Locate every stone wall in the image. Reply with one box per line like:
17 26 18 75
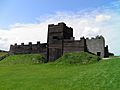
86 36 107 58
9 41 47 57
63 37 88 53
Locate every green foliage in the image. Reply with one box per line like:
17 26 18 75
0 54 45 65
55 52 101 64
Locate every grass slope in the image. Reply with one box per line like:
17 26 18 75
55 52 101 64
0 52 8 57
0 54 45 65
0 52 9 61
0 54 120 90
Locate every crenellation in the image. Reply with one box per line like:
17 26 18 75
91 37 95 39
29 42 32 45
37 41 40 45
15 43 17 46
21 43 24 46
58 22 66 26
48 24 54 27
80 37 85 40
85 36 105 41
10 45 13 47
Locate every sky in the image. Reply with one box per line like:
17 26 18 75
0 0 120 55
0 0 115 28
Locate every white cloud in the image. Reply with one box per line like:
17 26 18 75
0 1 120 55
0 23 49 50
82 27 100 36
96 15 111 22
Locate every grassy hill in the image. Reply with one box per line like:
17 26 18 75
0 51 9 61
0 53 120 90
0 52 8 57
0 54 45 65
55 52 101 64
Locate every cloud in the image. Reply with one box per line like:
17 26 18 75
95 15 111 22
0 1 120 55
0 23 48 50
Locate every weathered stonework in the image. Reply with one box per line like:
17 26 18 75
86 36 108 58
9 22 109 62
9 42 47 56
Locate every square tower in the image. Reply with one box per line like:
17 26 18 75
47 22 73 61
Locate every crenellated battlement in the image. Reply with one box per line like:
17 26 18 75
9 41 47 55
48 22 66 27
11 41 47 47
86 35 104 40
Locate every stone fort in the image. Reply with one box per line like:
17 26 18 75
9 22 109 62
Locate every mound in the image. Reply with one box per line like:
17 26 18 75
55 52 101 64
0 54 45 65
0 52 9 61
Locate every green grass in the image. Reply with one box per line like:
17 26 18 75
0 54 120 90
0 52 9 61
55 52 101 64
0 52 8 58
0 52 8 57
0 54 45 65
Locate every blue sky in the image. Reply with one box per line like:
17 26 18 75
0 0 120 55
0 0 115 28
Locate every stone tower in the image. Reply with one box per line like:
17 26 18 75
86 36 106 58
47 22 73 61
